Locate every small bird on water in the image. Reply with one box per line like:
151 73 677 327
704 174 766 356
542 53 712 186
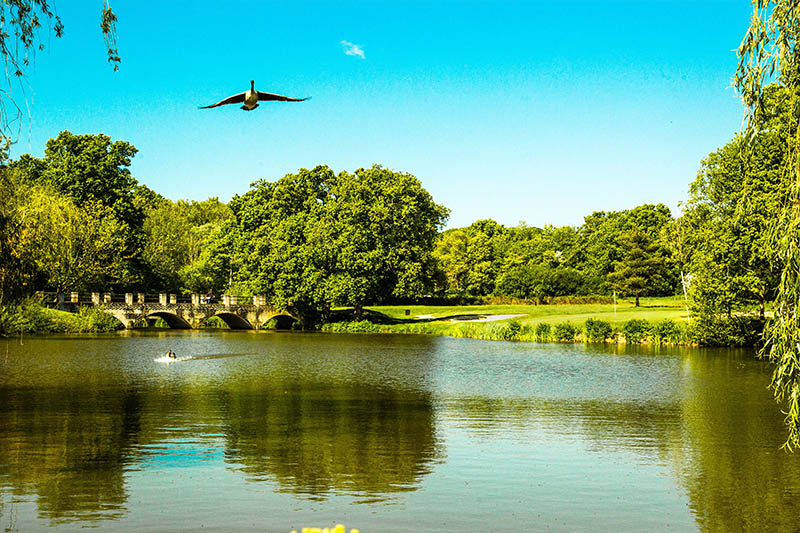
199 80 310 111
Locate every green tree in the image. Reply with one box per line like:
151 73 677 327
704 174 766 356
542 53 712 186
17 186 128 292
682 89 789 327
0 168 31 304
229 165 448 325
606 228 667 307
578 204 675 295
11 131 146 289
735 2 800 446
322 166 449 316
433 220 506 297
141 198 233 292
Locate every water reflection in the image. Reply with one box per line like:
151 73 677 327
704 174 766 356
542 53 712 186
2 335 800 531
0 386 141 523
0 333 442 525
672 348 800 531
220 384 438 499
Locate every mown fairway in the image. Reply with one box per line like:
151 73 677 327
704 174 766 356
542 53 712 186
367 296 688 327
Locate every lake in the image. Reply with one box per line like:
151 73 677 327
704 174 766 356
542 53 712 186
1 331 799 531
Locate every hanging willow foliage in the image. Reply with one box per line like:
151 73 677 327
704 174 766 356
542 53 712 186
736 0 800 450
0 1 119 145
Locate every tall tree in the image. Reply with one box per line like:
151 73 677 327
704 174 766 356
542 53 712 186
433 220 506 297
682 86 789 326
606 228 667 307
323 166 449 316
17 186 128 292
0 168 30 304
735 0 800 449
11 131 146 289
229 165 448 325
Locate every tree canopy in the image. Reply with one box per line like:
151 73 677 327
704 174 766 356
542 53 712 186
735 0 800 449
227 165 449 325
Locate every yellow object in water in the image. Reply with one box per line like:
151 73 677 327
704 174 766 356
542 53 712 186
294 526 356 533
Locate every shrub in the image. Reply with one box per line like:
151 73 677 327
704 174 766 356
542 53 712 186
0 300 51 336
499 319 522 340
553 322 578 342
685 316 761 346
652 319 683 344
77 306 123 332
584 318 612 343
320 320 380 333
534 322 551 342
623 319 651 343
1 301 122 336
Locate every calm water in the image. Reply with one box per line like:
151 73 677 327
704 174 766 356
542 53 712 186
1 331 799 531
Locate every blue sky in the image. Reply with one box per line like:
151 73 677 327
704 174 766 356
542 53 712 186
11 0 751 228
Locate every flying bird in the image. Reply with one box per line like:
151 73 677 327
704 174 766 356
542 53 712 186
199 80 310 111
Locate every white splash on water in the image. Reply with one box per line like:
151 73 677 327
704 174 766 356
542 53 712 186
153 356 193 364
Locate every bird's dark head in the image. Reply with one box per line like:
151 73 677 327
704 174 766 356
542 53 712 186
250 80 254 88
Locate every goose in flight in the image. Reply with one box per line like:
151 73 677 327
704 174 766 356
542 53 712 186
199 80 310 111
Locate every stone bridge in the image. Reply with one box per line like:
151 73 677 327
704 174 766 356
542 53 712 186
58 292 295 330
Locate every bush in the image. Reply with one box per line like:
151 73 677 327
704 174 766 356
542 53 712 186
652 319 684 344
0 301 122 336
320 320 381 333
534 322 551 342
77 306 123 332
553 322 578 342
499 319 522 340
584 318 612 343
623 319 651 343
685 316 761 346
0 300 51 335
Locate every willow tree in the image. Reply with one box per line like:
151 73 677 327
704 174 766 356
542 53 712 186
736 1 800 449
0 1 119 145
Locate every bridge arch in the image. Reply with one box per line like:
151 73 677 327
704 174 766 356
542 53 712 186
265 314 297 330
214 312 253 330
145 312 192 329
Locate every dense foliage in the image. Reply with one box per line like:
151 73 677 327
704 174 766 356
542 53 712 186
734 0 800 449
226 165 449 325
435 204 677 302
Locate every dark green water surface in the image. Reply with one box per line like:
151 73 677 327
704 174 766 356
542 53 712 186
1 331 799 531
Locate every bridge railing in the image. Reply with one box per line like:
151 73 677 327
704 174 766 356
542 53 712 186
39 292 269 307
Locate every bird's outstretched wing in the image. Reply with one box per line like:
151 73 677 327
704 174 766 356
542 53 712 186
256 91 311 102
199 92 246 109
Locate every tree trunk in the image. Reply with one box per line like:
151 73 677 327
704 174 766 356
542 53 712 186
635 295 639 307
680 269 691 322
354 301 363 320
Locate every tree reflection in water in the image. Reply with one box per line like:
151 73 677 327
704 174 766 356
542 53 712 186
0 387 142 523
3 337 800 531
220 383 440 500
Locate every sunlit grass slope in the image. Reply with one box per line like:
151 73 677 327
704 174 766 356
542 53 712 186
368 296 687 328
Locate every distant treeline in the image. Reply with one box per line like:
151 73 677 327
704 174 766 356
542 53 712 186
0 85 790 341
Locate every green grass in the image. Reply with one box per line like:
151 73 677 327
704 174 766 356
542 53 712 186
322 297 691 345
366 296 688 328
1 301 123 336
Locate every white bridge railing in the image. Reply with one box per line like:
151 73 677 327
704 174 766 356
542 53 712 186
45 292 269 307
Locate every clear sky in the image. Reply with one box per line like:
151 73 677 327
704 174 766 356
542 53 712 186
10 0 751 228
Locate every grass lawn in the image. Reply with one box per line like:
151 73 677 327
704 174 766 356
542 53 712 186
365 296 688 328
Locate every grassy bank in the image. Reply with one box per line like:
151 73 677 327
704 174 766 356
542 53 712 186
370 296 688 327
321 297 694 345
0 300 123 336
